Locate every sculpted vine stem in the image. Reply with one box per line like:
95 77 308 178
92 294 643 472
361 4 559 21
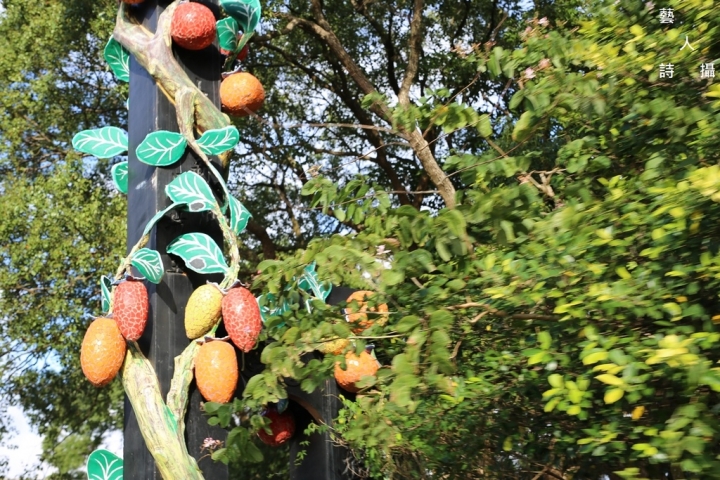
112 1 243 478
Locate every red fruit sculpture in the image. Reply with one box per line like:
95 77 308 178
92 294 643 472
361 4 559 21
171 2 216 51
113 278 149 341
257 407 295 447
221 286 262 352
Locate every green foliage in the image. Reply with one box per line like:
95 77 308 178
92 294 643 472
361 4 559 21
231 0 720 478
0 0 126 473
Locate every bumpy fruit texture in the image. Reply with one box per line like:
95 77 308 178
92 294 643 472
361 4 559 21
219 72 265 117
185 284 223 339
257 408 296 447
171 2 216 51
334 349 380 393
114 279 149 341
81 318 127 387
222 287 262 352
345 290 389 333
195 341 238 404
317 338 350 355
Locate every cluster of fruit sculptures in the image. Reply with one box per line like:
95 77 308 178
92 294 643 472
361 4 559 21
82 279 386 445
78 0 388 449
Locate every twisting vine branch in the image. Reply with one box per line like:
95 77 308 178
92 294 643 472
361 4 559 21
107 2 247 479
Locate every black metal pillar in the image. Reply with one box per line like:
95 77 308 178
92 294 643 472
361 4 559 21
286 286 359 480
123 1 228 478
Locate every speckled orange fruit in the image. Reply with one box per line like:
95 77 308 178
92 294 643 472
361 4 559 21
81 318 127 387
317 338 350 355
334 349 379 393
185 284 224 339
195 340 238 404
220 72 265 117
345 291 389 333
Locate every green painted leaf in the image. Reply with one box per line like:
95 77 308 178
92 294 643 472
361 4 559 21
72 127 128 159
166 172 217 212
217 17 239 52
228 195 251 235
297 263 332 301
167 233 229 275
258 293 290 324
197 126 240 155
87 449 123 480
136 131 187 166
100 276 112 314
142 202 182 237
111 161 128 194
131 248 164 284
103 37 130 82
220 0 261 33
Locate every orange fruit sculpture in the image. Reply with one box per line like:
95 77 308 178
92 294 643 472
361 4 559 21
81 318 127 387
334 347 379 393
257 407 295 447
195 340 238 404
171 2 216 51
220 72 265 117
345 290 389 333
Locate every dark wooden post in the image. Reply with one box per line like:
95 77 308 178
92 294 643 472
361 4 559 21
123 1 228 478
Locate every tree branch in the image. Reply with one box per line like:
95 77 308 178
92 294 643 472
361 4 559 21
397 0 423 106
281 4 457 207
351 0 400 94
246 219 277 259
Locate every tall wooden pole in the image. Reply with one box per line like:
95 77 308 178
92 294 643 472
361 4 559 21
123 1 228 478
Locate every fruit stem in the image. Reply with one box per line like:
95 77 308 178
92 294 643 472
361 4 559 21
213 200 241 290
114 234 149 281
